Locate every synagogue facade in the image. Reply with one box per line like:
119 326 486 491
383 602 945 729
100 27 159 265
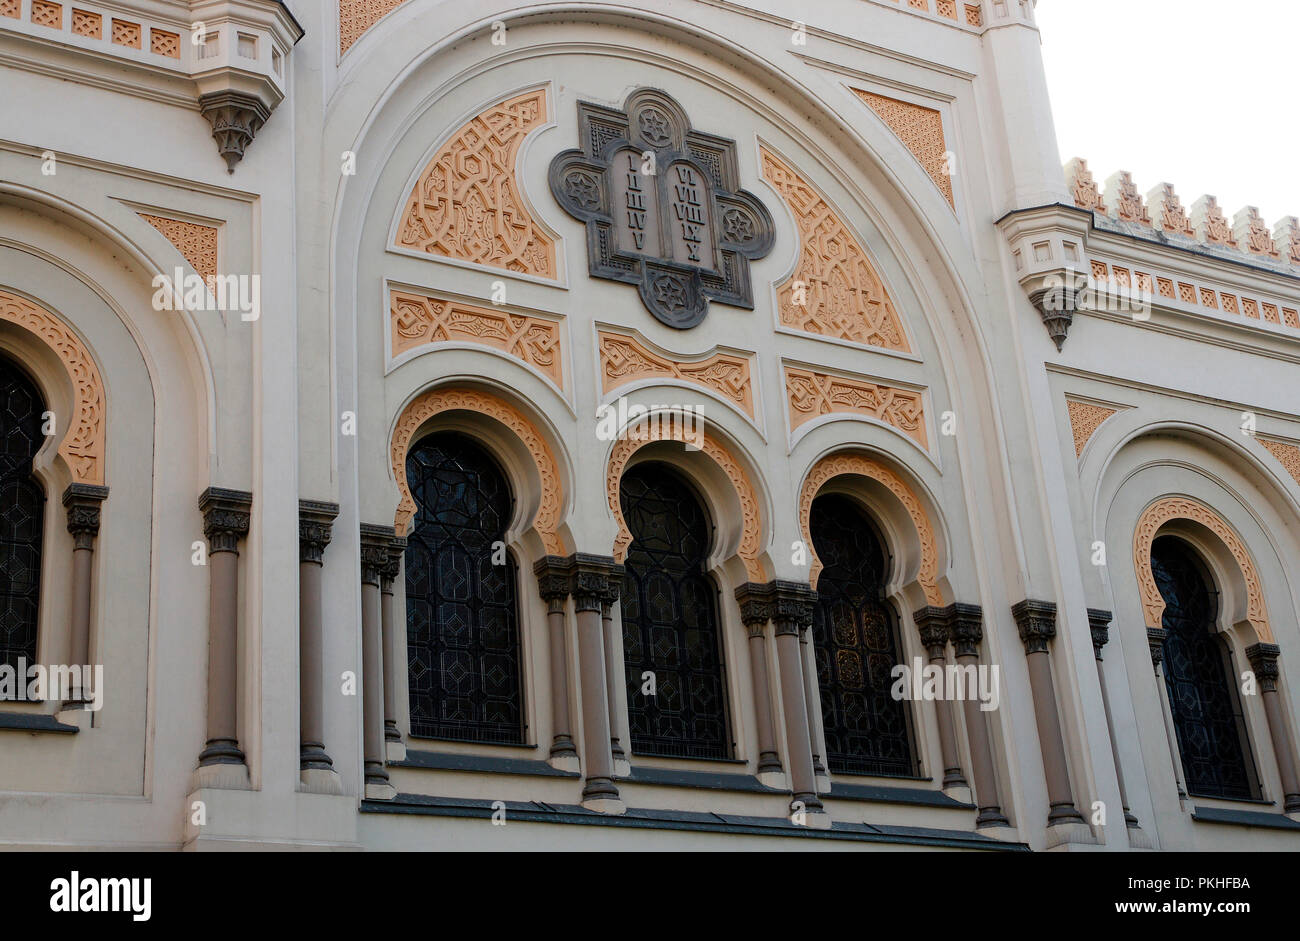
1 0 1299 851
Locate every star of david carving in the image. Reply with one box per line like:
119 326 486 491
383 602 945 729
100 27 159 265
549 88 775 329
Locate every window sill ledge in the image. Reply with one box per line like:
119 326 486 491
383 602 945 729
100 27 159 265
1191 806 1300 832
390 749 579 778
0 711 79 734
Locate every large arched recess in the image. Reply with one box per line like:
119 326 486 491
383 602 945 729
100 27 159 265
0 185 217 828
1091 420 1300 826
322 2 1020 585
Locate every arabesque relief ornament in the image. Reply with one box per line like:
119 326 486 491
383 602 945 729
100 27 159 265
549 88 775 329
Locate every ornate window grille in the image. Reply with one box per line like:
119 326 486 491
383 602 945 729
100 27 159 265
404 433 524 744
619 463 730 759
810 495 915 777
0 354 45 673
1152 537 1258 800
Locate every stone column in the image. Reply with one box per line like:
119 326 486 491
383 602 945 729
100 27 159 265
912 606 969 798
1147 627 1188 802
380 535 406 761
948 604 1010 827
735 584 784 788
534 557 579 772
600 565 630 775
62 484 108 704
298 501 338 782
1245 643 1300 815
571 555 623 814
800 624 829 789
1088 610 1139 828
359 525 395 800
197 488 252 775
1012 600 1085 826
771 581 827 825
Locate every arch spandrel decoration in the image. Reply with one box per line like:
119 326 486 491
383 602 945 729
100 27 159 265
339 0 409 56
395 88 556 278
798 453 940 604
606 414 763 581
760 147 911 353
597 331 754 418
1133 496 1271 642
0 290 106 486
391 387 564 554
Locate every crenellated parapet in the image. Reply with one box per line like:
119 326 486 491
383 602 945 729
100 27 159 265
1065 158 1300 274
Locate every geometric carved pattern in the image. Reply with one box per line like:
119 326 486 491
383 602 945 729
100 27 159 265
389 288 562 387
1257 436 1300 490
1065 158 1105 214
390 386 564 554
0 290 107 486
2 1 19 19
1066 398 1119 459
1104 171 1152 226
597 331 753 417
761 148 911 352
139 214 219 285
1149 183 1195 237
785 365 927 449
32 1 60 29
1132 496 1271 642
339 0 409 56
396 88 555 278
798 452 941 603
606 413 762 581
852 89 954 208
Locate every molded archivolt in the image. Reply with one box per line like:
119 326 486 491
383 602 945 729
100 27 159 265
0 289 106 486
606 413 763 581
760 147 911 352
339 0 409 57
395 88 556 278
391 386 564 554
785 364 926 449
597 331 754 418
390 288 562 387
851 89 954 209
1133 496 1272 642
799 452 940 603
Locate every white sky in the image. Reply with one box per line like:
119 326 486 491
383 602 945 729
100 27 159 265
1036 0 1300 226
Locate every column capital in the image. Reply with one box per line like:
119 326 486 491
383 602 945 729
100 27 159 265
769 580 816 635
200 487 252 553
359 523 395 586
63 483 109 549
948 603 985 657
1146 627 1168 669
735 582 774 631
1012 599 1057 655
912 605 951 656
380 535 406 592
298 500 339 564
1087 608 1113 659
1245 643 1281 692
533 555 573 604
570 553 619 613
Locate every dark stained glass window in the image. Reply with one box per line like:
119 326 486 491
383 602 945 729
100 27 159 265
620 463 730 759
0 354 45 673
1152 536 1257 800
810 495 915 777
404 433 524 744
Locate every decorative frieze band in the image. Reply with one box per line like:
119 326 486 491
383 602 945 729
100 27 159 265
785 365 927 448
390 288 562 386
1088 258 1299 330
598 331 754 417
